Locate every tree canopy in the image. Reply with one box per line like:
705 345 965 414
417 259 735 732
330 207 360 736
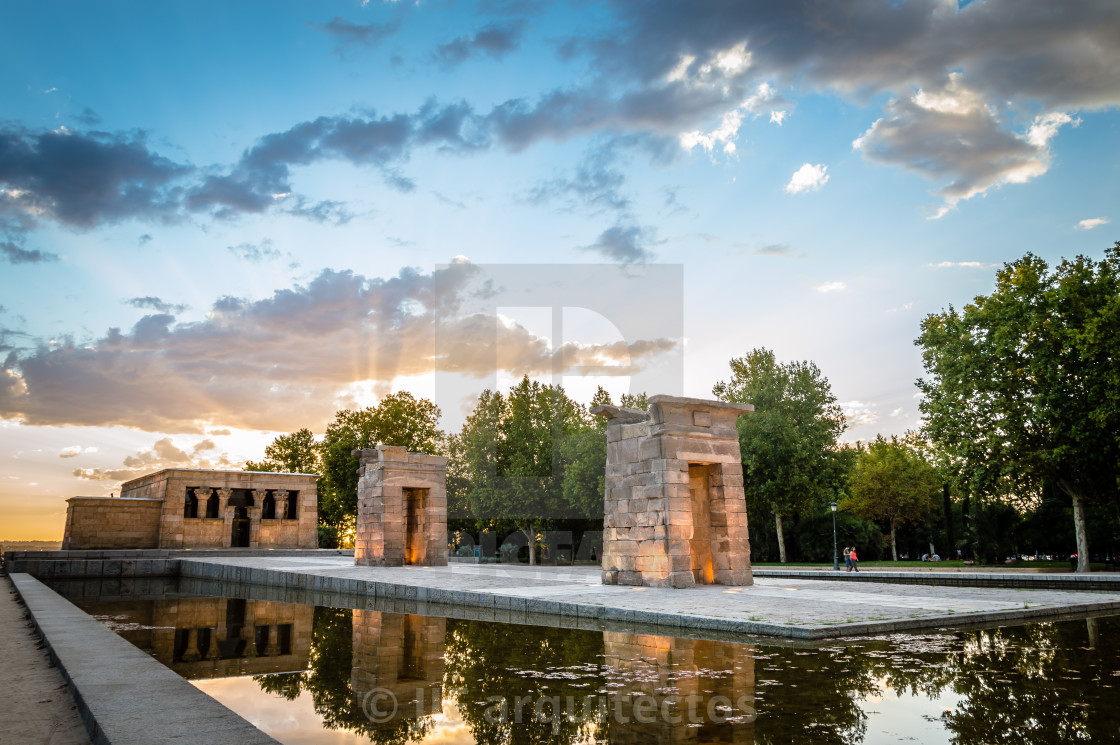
845 434 940 560
244 428 320 474
317 392 444 529
916 246 1120 571
713 348 847 562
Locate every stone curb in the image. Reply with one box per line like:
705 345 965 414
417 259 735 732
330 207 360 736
177 559 1120 640
8 573 281 745
752 568 1120 591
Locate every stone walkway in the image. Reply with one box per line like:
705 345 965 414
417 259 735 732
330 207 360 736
0 575 90 745
180 555 1120 639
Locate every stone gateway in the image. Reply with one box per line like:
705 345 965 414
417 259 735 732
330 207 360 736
354 444 449 567
594 395 754 588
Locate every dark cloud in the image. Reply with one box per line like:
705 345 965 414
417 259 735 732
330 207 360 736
126 296 188 314
529 139 630 213
0 126 189 228
434 20 525 66
137 233 153 246
73 107 101 126
309 16 402 53
1 241 59 265
0 261 674 432
227 239 281 263
580 224 655 264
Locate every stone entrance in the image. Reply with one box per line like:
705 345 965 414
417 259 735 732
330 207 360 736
354 445 448 567
594 395 754 588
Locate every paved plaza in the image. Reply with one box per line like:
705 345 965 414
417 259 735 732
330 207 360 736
180 554 1120 639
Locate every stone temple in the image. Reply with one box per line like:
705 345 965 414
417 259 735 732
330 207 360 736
594 395 754 588
354 444 449 567
62 468 319 550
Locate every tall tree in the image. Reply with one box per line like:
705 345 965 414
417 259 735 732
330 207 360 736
845 435 940 560
917 246 1120 571
458 377 589 564
318 392 444 529
713 348 847 562
244 428 320 474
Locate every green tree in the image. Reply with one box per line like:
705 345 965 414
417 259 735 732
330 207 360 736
845 435 940 560
244 428 320 474
713 348 847 563
318 392 445 529
458 377 591 564
917 246 1120 571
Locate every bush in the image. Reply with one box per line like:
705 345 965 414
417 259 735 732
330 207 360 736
317 524 339 549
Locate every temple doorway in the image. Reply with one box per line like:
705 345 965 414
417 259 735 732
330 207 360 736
403 487 427 565
231 506 251 547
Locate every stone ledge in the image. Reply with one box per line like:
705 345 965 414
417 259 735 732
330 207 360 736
753 568 1120 590
8 573 281 745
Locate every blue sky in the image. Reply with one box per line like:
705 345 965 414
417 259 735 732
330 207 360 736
2 0 1118 538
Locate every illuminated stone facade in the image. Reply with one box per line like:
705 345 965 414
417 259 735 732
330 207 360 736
354 445 448 567
62 468 318 550
594 395 754 588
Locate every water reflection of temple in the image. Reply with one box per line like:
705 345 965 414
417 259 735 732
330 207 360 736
351 609 446 725
77 597 313 679
603 632 756 745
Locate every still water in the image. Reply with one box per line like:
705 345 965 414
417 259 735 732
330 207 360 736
48 580 1120 744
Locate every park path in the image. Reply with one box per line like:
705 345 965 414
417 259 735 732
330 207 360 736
0 575 90 745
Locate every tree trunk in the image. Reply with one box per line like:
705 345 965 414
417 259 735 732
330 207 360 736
1067 488 1090 573
890 521 898 561
942 483 955 555
523 526 537 566
775 513 787 564
961 492 973 560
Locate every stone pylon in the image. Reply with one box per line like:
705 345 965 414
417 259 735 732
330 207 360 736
594 395 753 588
354 444 448 567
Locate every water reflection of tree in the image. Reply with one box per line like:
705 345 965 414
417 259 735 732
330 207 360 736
855 617 1120 744
748 644 877 745
443 618 608 745
254 606 433 745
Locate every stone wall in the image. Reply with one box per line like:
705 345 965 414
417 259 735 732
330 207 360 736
61 498 162 549
123 469 319 549
354 445 448 567
595 395 754 588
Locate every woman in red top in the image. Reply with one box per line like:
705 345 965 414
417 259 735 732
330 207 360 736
848 547 860 572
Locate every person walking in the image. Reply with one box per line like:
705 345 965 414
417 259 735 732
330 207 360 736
843 546 852 571
849 546 860 572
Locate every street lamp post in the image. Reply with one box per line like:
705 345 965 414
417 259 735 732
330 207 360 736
831 501 839 571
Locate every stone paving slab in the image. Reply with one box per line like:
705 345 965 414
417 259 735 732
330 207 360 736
9 573 281 745
179 555 1120 640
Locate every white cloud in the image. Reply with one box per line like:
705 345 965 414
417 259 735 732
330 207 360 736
840 400 878 428
889 407 903 417
814 281 846 293
1076 217 1110 231
855 76 1077 218
59 445 98 458
769 110 787 126
785 163 829 194
927 261 995 268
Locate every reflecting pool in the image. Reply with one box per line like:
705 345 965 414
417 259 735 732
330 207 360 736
47 580 1120 744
